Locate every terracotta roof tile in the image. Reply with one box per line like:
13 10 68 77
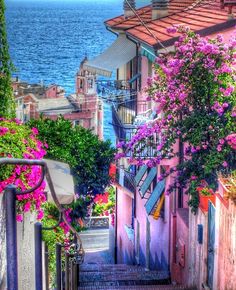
125 1 236 47
105 0 197 30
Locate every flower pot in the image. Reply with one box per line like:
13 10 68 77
199 194 215 212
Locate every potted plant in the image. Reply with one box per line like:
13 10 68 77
197 186 215 212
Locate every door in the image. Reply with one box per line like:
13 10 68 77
207 202 215 289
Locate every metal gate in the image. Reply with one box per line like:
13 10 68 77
207 202 215 289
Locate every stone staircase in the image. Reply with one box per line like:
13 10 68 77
79 264 190 290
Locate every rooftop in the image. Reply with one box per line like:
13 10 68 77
105 0 236 48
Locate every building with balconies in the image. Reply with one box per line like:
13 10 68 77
74 0 235 287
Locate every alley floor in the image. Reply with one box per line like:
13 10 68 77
80 228 113 264
79 228 195 290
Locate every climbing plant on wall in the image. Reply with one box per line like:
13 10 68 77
0 0 15 118
117 27 236 213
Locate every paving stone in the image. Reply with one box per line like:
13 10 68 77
79 263 193 290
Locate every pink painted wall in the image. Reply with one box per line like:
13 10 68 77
45 85 63 99
116 188 134 265
215 182 236 290
134 188 170 271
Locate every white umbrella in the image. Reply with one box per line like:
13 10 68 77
45 159 76 205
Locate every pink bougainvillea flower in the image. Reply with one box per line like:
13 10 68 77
16 214 23 222
37 210 44 220
222 161 228 168
31 127 39 135
226 134 236 150
0 127 9 136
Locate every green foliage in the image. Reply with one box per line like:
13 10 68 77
41 202 67 286
188 181 199 214
28 116 116 195
0 119 37 181
0 0 15 118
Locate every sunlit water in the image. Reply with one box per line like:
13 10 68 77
5 0 149 145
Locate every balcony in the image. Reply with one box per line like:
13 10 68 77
115 167 136 194
96 80 131 101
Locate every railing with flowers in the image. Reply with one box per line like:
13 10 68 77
0 158 84 290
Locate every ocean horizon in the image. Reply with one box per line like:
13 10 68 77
6 0 149 94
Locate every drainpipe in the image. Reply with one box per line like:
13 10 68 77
115 187 118 264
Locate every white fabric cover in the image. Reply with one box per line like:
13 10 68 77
83 34 136 77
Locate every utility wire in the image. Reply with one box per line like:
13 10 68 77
125 0 168 52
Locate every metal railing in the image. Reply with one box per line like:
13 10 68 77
124 171 136 194
96 80 131 98
0 158 85 290
115 168 136 194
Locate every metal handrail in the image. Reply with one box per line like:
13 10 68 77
0 158 84 255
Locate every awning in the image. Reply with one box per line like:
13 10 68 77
45 159 76 205
83 34 137 77
141 45 157 63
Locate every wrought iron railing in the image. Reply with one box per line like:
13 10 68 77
124 170 136 194
96 80 131 99
0 158 84 290
115 167 136 194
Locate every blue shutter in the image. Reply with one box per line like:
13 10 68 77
145 179 165 215
135 165 147 185
140 167 157 198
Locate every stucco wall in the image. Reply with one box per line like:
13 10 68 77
135 190 170 271
116 188 134 265
215 193 236 290
17 213 36 290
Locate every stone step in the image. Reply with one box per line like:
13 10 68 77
80 263 146 272
79 271 170 287
79 284 191 290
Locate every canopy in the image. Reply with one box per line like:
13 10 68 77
83 34 137 77
141 45 157 63
45 159 75 205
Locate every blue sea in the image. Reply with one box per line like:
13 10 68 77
5 0 148 145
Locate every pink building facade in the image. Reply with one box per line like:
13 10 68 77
86 0 236 288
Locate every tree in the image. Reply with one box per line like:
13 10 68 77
0 0 15 118
28 116 116 196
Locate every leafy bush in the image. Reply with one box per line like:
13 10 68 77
0 118 47 219
28 116 116 196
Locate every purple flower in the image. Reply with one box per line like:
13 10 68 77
222 161 228 168
166 26 177 34
0 127 9 136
